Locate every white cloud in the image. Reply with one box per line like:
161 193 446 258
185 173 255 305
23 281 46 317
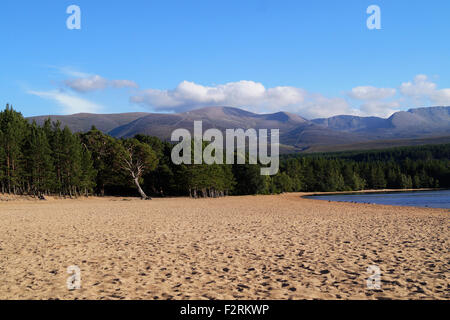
359 101 401 118
345 75 450 117
28 90 104 114
299 94 356 119
131 80 357 118
65 75 138 93
348 86 396 100
399 74 450 106
400 74 437 97
431 88 450 105
345 86 400 117
65 75 109 92
111 79 139 89
33 69 450 118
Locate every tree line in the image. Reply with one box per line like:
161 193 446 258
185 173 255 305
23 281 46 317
1 105 449 199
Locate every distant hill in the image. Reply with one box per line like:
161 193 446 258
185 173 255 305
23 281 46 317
29 112 150 133
389 106 450 134
109 107 366 151
312 106 450 139
28 106 450 153
303 135 450 153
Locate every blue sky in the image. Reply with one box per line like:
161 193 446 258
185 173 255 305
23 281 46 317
1 0 449 118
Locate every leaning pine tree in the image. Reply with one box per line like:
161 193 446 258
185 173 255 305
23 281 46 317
119 139 158 200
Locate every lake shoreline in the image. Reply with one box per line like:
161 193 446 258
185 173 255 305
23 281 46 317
304 189 450 210
303 188 444 198
1 188 446 203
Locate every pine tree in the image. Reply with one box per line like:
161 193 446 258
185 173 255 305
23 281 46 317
24 123 55 196
60 126 82 196
0 105 28 194
79 146 97 196
273 172 294 193
370 165 387 189
0 127 5 193
80 128 124 196
48 121 64 193
232 164 265 195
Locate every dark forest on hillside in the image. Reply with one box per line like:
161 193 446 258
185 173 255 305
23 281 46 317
1 105 449 199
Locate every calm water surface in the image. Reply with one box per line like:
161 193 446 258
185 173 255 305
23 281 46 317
307 190 450 209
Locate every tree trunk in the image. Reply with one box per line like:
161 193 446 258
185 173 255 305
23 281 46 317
134 178 150 200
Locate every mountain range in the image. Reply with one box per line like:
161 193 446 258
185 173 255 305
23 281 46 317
28 106 450 153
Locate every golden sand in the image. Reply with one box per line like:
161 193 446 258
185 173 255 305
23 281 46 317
0 193 448 300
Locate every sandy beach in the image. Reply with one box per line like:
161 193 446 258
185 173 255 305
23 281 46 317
0 193 448 300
